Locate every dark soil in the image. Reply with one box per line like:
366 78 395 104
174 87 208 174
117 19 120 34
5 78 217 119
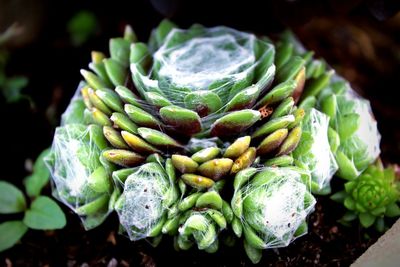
1 1 400 266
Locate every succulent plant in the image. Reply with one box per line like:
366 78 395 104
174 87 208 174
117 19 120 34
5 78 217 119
174 190 231 252
331 162 400 231
113 161 178 241
293 108 338 194
45 20 394 263
131 22 276 135
46 123 118 229
314 77 381 180
275 31 381 181
231 167 316 263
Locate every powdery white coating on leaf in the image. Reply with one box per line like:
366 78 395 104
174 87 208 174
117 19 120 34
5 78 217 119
116 163 170 241
155 32 255 90
242 167 316 248
294 108 338 190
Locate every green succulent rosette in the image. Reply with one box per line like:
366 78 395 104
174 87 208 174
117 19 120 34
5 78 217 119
130 21 275 135
113 161 178 241
331 162 400 231
316 78 381 180
46 123 117 229
231 167 316 263
174 190 230 253
293 108 338 194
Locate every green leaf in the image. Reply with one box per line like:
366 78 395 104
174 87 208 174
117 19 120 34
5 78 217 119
61 97 86 125
67 11 98 46
330 191 347 203
341 211 357 222
385 202 400 217
2 75 29 102
374 217 385 232
359 212 376 228
0 181 26 214
244 239 262 264
0 221 28 252
343 197 355 210
23 196 66 230
24 148 51 197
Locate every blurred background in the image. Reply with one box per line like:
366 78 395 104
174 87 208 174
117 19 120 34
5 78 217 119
0 0 400 266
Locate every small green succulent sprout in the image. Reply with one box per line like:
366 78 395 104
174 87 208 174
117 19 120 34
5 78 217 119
172 179 229 252
130 22 276 136
46 123 114 229
317 77 381 180
331 162 400 231
176 207 226 253
293 108 338 194
232 167 316 263
114 161 179 241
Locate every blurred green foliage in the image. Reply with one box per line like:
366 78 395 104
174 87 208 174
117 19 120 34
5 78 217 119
0 49 30 104
67 11 98 46
0 24 31 105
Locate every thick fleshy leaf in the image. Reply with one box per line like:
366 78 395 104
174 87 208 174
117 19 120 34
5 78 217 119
275 41 294 69
359 212 376 228
252 115 295 139
256 80 297 108
109 38 130 67
145 92 172 109
184 91 222 117
61 96 86 125
301 70 333 100
160 105 202 135
80 69 107 90
95 88 125 113
211 110 261 137
275 56 305 83
385 203 400 217
153 19 177 48
115 85 142 107
125 104 162 129
330 191 347 203
231 147 257 174
103 58 127 86
121 131 161 154
224 85 260 112
103 149 145 167
137 127 182 148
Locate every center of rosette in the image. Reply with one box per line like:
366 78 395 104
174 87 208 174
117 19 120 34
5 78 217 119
155 33 255 90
